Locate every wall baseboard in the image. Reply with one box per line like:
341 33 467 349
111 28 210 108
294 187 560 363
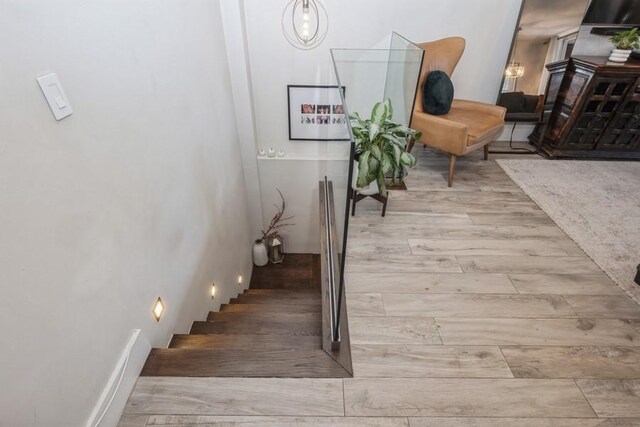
85 329 151 427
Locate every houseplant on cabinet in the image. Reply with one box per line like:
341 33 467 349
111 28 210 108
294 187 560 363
609 27 639 63
253 190 294 266
349 99 421 215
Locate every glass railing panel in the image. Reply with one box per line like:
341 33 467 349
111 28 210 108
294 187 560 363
385 32 425 127
325 34 424 344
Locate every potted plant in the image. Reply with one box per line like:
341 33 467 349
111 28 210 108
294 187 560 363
253 189 294 266
350 99 422 198
609 27 639 63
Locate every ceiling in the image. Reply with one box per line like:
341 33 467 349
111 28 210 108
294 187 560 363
518 0 590 39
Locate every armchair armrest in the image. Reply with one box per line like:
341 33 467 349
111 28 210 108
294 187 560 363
453 99 507 120
411 111 469 156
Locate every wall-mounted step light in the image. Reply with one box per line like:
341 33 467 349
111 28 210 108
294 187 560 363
152 297 165 322
211 283 216 299
238 274 243 286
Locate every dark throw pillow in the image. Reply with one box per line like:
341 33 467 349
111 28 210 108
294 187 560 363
422 70 454 115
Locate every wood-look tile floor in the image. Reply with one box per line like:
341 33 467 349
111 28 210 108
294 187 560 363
120 145 640 426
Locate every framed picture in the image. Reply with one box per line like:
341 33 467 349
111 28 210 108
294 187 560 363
287 85 350 141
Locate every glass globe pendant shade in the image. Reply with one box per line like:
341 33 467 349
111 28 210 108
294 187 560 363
282 0 329 50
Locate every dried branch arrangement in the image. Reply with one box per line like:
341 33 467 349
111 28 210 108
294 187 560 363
260 189 294 242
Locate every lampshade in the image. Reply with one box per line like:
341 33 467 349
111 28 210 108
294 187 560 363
282 0 329 50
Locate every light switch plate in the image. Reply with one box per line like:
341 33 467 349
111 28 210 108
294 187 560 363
37 73 73 121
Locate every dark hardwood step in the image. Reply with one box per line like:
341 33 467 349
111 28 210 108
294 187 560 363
190 320 321 336
220 303 320 314
140 348 350 377
234 291 320 303
255 253 314 266
207 311 321 322
169 334 321 350
252 263 313 275
249 254 315 285
248 279 318 290
243 288 319 296
231 296 321 305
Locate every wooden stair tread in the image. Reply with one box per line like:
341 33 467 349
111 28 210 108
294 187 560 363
235 293 320 302
169 334 321 350
190 320 321 336
231 298 321 305
207 311 321 322
253 253 314 266
248 281 318 290
249 255 316 286
243 288 319 296
220 303 320 314
140 348 350 378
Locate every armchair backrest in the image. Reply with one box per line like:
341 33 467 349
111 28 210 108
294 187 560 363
413 37 466 114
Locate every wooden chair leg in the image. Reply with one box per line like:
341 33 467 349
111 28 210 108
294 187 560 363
448 154 457 187
484 144 489 161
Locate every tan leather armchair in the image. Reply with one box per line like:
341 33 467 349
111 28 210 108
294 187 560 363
409 37 506 187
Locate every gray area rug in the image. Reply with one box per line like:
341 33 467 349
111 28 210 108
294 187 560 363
497 159 640 304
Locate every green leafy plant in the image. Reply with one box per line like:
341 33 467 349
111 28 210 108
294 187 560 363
350 99 422 197
610 27 639 50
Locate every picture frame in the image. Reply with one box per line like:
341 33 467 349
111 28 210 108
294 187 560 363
287 85 350 141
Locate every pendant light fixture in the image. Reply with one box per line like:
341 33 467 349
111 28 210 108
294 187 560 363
505 61 525 78
505 27 525 79
282 0 329 50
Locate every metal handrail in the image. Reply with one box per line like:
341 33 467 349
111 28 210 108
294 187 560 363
319 178 340 348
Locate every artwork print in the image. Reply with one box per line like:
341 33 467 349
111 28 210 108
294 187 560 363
287 85 349 141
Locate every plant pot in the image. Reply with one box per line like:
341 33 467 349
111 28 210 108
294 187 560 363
252 240 268 267
609 49 632 63
352 160 379 196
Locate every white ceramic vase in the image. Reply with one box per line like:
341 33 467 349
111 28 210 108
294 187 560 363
609 49 632 63
252 240 268 267
352 160 380 196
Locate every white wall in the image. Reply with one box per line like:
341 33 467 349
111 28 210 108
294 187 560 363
0 1 252 426
574 24 621 56
241 0 523 252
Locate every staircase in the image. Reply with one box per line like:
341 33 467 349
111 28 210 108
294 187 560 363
140 254 351 378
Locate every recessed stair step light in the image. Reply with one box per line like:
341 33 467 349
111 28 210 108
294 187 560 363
152 297 165 322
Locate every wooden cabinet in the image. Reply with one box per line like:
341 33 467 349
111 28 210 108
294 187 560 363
530 56 640 159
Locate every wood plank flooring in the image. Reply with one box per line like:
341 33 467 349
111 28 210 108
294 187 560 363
121 146 640 426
